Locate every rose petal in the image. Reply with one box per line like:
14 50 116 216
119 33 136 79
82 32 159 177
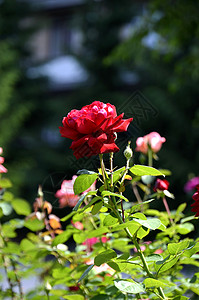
100 143 119 154
113 117 133 132
0 165 7 173
59 118 82 140
75 117 97 134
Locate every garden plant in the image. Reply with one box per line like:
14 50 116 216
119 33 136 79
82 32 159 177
0 101 199 299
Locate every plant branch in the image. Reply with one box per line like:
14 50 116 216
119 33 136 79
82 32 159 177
99 154 108 190
162 196 174 225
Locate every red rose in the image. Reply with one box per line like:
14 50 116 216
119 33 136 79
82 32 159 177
191 184 199 217
59 101 133 159
153 179 169 192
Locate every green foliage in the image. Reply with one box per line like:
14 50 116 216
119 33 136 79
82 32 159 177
74 174 98 195
130 165 164 177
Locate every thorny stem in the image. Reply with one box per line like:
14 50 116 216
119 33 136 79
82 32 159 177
162 196 174 225
132 183 142 204
132 183 144 212
46 290 50 300
99 154 108 190
109 152 114 190
119 151 131 222
0 224 24 299
110 197 167 300
2 254 16 300
148 148 153 167
11 260 24 300
120 200 125 222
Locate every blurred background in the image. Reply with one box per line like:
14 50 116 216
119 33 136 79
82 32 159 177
0 0 199 216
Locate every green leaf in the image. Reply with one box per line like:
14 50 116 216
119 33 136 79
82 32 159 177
102 191 129 202
107 261 120 271
77 169 96 175
133 217 162 230
181 215 196 223
158 169 172 176
176 203 187 214
129 165 164 177
78 264 94 282
114 279 144 294
63 295 85 300
12 199 31 216
173 297 189 300
144 278 167 289
177 223 194 234
2 191 14 201
156 256 178 273
103 214 118 226
0 178 12 188
183 244 199 257
94 249 117 266
24 218 45 231
73 233 86 244
130 199 155 213
74 174 98 195
52 231 73 246
2 223 16 238
112 167 125 183
52 267 70 279
168 240 190 255
0 207 3 218
73 191 96 211
136 226 149 239
61 211 76 222
50 290 68 297
145 254 163 262
90 295 109 300
91 201 103 215
0 202 12 215
87 227 109 239
20 238 35 251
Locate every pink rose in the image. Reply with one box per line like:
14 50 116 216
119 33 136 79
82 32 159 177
55 176 79 208
0 147 7 173
184 177 199 193
59 101 133 159
135 132 166 154
71 221 84 230
83 236 108 252
55 176 96 208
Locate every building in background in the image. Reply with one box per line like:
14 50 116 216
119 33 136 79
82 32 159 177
27 0 89 90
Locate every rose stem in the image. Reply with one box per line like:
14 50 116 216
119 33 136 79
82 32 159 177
99 154 108 190
0 223 23 299
110 196 167 300
2 254 15 299
148 148 153 167
132 183 143 212
162 196 174 224
109 152 114 190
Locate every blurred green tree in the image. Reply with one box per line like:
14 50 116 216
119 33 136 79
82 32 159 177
105 0 199 211
0 0 44 197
